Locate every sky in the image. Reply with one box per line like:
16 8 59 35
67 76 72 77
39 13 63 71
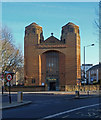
1 0 100 2
2 2 99 65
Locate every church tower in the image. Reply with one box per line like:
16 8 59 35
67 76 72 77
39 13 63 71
61 22 81 85
24 23 44 85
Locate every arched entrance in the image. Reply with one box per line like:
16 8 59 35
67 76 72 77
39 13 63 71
46 51 59 91
41 50 65 91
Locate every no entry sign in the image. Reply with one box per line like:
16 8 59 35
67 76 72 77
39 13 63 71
6 73 12 82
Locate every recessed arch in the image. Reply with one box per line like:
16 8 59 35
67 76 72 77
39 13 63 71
39 50 65 91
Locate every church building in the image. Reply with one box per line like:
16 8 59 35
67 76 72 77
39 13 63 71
24 22 81 91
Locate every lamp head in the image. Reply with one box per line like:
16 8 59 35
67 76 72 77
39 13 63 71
91 44 94 46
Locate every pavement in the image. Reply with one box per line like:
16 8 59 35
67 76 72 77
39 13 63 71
0 101 32 110
74 95 100 99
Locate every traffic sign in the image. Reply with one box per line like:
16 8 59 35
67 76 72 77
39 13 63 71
6 73 12 82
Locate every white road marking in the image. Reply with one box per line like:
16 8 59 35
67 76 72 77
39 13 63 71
40 103 101 119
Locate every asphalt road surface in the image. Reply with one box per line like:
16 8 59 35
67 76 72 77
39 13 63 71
2 93 101 119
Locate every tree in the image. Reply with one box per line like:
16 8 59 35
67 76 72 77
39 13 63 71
1 27 24 86
99 1 101 29
95 2 101 64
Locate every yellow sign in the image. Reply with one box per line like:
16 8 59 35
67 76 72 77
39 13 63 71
76 80 81 86
48 78 56 81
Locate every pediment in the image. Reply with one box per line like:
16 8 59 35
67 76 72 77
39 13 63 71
44 36 61 44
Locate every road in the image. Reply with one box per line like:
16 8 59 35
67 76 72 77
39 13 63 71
2 93 101 119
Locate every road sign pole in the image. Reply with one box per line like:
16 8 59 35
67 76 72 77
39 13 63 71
1 74 4 95
2 77 3 95
9 81 11 104
2 86 3 95
6 73 13 104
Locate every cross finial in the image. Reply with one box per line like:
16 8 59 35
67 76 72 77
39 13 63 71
51 33 53 36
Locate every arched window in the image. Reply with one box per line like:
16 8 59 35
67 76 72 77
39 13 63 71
32 28 36 33
46 51 59 78
69 27 74 32
32 78 35 83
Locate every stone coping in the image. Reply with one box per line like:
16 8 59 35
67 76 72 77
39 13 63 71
0 91 100 95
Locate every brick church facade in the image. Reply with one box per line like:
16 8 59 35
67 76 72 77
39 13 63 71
24 22 81 91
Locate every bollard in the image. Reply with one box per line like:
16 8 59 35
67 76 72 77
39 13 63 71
17 91 23 103
87 90 89 95
75 91 79 98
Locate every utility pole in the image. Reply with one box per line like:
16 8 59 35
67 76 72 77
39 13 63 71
83 44 94 92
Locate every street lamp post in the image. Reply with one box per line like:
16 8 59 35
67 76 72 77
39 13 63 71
84 44 94 91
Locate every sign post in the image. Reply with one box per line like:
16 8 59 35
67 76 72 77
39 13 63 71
0 74 4 95
6 73 12 104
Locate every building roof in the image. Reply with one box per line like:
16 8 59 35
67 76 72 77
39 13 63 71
43 35 61 44
26 22 42 29
86 64 101 72
62 22 79 29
